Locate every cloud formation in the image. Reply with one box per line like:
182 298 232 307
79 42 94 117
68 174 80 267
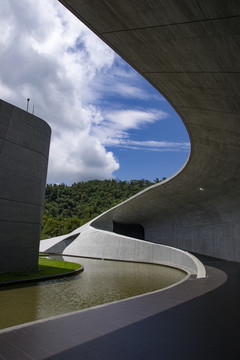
0 0 189 184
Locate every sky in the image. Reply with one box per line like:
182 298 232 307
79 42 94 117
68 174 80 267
0 0 190 184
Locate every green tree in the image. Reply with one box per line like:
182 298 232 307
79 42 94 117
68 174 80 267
41 178 166 239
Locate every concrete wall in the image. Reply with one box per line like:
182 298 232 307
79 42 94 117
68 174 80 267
0 99 51 272
58 1 240 263
40 224 206 278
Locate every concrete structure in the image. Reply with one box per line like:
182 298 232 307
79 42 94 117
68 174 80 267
44 0 240 266
41 224 206 277
2 2 240 358
0 99 51 272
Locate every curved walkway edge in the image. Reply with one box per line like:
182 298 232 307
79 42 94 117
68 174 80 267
1 256 238 359
0 266 84 287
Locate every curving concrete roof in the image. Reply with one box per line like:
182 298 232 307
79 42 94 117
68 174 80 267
55 1 240 263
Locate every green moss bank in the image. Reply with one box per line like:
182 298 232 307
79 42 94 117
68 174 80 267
0 257 83 284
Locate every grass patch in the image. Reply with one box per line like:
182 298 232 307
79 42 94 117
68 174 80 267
0 257 82 283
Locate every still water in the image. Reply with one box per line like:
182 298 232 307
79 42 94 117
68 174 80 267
0 256 186 330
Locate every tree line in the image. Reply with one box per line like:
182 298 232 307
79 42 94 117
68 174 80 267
41 178 166 239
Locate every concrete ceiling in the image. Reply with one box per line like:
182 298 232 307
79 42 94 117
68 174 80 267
59 0 240 261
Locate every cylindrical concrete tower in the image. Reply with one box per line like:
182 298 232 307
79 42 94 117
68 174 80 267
0 99 51 273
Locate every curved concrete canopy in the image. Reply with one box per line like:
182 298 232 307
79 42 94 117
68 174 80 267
55 1 240 263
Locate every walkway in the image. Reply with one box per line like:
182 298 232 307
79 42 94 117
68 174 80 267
0 256 239 359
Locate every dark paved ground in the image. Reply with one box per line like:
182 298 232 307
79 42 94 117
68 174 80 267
0 256 239 359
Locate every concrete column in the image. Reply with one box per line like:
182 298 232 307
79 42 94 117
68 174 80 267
0 99 51 273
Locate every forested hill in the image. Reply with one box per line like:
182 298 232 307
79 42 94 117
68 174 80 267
41 178 165 239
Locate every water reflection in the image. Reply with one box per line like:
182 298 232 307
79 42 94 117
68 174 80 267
0 283 40 329
0 256 186 330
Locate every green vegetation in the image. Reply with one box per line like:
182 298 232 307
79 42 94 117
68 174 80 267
0 257 82 283
41 178 166 239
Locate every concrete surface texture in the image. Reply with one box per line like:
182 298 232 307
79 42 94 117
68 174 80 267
40 224 206 278
57 0 240 263
0 99 51 272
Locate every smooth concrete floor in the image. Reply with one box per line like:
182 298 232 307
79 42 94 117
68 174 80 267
0 256 239 359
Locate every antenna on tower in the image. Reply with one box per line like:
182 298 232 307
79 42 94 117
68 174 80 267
26 98 30 112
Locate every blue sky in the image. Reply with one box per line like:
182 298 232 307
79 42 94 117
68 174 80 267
90 57 190 181
0 0 190 184
104 81 189 181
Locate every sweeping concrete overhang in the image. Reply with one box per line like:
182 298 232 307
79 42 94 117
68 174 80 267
41 0 240 276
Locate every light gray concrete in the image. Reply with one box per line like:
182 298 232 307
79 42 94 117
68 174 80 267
0 99 51 272
57 0 240 263
40 224 206 277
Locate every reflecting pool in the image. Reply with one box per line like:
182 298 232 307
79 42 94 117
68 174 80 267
0 256 186 330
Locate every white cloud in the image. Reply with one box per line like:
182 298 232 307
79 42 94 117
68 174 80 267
111 140 190 152
49 132 119 184
105 83 148 100
105 109 168 130
91 109 169 147
0 0 188 184
0 0 118 183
